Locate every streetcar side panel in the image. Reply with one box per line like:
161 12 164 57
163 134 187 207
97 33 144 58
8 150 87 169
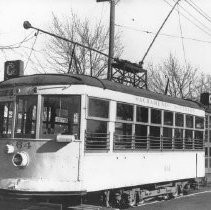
82 151 204 192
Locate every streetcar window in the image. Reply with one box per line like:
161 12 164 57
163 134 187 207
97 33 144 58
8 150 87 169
114 122 132 149
86 98 109 150
149 126 160 137
88 98 109 118
164 111 173 126
42 95 80 138
185 129 193 149
205 115 208 128
115 122 132 136
205 130 208 142
135 124 147 138
87 119 107 133
205 147 208 157
135 124 147 149
195 131 203 149
205 158 208 168
151 109 161 124
149 126 160 149
209 130 211 143
86 119 109 150
209 116 211 129
174 128 183 149
136 106 148 123
0 102 13 138
117 103 133 121
195 117 204 129
185 129 193 139
15 96 37 138
175 113 184 127
186 115 193 128
163 127 172 149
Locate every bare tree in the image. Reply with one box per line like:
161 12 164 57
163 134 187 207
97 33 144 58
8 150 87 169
147 53 201 100
46 12 123 78
195 73 211 97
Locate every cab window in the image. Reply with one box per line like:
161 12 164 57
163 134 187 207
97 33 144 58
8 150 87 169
15 96 37 138
0 101 13 138
42 95 80 138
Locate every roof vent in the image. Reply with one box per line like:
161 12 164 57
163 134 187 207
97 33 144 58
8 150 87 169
4 60 24 80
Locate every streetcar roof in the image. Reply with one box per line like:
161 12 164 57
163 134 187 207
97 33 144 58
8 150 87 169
0 73 203 110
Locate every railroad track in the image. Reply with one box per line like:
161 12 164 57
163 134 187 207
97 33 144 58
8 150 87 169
67 204 103 209
21 202 62 210
22 203 104 210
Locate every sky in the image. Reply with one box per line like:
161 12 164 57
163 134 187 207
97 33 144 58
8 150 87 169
0 0 211 81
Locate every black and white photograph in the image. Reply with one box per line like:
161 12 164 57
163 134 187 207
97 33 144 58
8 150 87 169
0 0 211 209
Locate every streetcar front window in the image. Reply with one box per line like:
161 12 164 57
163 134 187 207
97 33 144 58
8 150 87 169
15 96 37 138
0 101 13 138
41 95 80 138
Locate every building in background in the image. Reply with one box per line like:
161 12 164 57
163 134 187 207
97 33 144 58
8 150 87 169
200 93 211 175
205 108 211 174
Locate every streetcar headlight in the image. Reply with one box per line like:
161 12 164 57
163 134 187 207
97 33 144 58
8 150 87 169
12 152 29 167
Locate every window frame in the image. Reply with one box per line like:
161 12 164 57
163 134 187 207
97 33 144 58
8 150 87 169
86 97 110 151
186 114 194 128
175 113 184 127
195 116 204 129
136 105 149 123
40 94 81 139
114 102 134 150
164 110 173 126
88 97 109 120
0 100 15 138
151 108 162 125
116 102 134 122
14 95 38 139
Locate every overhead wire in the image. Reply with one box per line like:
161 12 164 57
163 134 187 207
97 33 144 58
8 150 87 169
185 0 211 23
172 0 211 34
177 4 187 67
162 0 211 36
140 0 181 65
115 0 211 71
115 23 211 44
115 0 211 44
0 32 35 50
99 1 105 21
24 31 40 72
33 53 47 74
1 49 8 60
171 0 211 33
0 32 40 70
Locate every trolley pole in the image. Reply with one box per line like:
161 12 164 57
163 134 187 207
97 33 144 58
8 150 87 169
97 0 115 80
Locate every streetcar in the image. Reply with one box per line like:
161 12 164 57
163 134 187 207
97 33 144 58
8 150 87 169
0 61 205 207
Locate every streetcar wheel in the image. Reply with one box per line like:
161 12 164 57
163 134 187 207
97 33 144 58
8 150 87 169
169 186 179 199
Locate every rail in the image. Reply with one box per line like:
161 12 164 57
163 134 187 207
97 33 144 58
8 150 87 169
84 132 203 151
113 134 204 151
23 202 62 210
85 132 110 151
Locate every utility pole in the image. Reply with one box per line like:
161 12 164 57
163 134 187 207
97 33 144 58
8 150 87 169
108 0 115 80
96 0 115 80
